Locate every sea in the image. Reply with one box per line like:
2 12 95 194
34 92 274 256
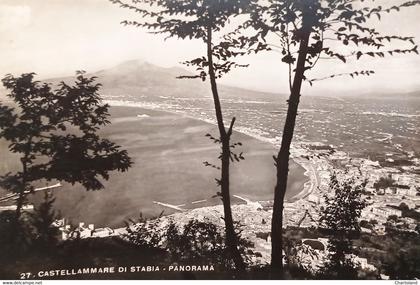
107 94 420 168
1 93 419 227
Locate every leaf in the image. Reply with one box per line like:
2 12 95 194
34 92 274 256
336 54 346 63
282 54 295 64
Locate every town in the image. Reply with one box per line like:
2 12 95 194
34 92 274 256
19 140 415 278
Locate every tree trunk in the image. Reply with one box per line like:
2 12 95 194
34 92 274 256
270 15 313 278
13 161 28 245
206 25 245 272
15 191 25 220
221 137 246 271
15 138 32 221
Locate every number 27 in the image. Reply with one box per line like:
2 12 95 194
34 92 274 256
20 272 32 279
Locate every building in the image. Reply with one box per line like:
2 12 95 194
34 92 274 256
385 187 397 195
308 194 320 204
395 174 414 185
372 207 402 220
0 204 34 212
396 187 417 197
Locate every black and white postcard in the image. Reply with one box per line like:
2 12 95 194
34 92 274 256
0 0 419 281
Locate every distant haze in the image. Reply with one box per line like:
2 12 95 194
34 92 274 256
0 0 420 96
47 59 283 101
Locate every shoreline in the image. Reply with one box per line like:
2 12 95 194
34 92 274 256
55 101 321 242
287 158 319 202
105 100 317 204
5 100 317 230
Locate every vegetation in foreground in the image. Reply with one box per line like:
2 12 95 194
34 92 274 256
1 179 419 280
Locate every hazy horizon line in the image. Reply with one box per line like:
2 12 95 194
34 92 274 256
1 58 419 99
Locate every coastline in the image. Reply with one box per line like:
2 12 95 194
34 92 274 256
287 158 319 202
14 101 316 229
105 100 317 204
23 103 310 227
51 101 323 262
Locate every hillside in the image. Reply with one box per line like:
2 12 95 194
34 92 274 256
47 59 281 102
3 60 418 101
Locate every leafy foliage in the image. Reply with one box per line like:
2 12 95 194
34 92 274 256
240 0 420 275
166 219 232 269
307 70 375 86
110 0 260 271
29 192 60 250
0 72 133 217
373 174 396 190
0 193 59 260
245 0 419 88
123 213 164 250
356 230 420 280
111 0 259 81
124 217 254 271
283 233 319 277
382 247 420 279
0 210 32 259
318 172 368 279
203 132 244 191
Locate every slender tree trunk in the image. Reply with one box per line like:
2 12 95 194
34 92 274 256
13 157 29 246
15 191 25 220
206 25 245 272
221 137 246 271
270 15 313 278
16 164 28 220
15 138 32 220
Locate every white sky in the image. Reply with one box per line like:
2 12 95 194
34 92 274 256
1 0 420 95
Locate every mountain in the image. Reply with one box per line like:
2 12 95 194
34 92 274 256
93 59 208 99
2 60 419 101
47 59 281 102
389 90 420 99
